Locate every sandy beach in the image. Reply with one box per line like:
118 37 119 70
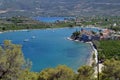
87 42 104 78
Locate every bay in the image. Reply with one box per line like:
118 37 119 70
0 27 95 72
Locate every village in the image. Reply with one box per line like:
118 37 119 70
71 28 120 42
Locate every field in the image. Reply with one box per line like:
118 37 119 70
95 40 120 61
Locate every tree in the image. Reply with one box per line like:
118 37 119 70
38 65 74 80
100 59 120 80
20 69 39 80
0 40 31 80
55 65 74 80
71 30 80 40
2 27 6 31
76 65 94 80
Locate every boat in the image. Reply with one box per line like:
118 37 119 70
24 39 29 42
32 36 36 39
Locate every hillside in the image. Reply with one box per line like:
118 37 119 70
0 0 120 17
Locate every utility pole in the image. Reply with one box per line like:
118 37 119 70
97 54 99 80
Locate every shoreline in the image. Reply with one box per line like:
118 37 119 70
67 37 95 66
86 41 104 77
67 37 104 78
0 27 75 34
0 26 102 34
86 42 98 66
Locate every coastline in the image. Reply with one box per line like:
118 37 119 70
86 41 104 77
0 26 102 34
67 37 104 78
67 37 95 66
0 29 29 34
86 42 98 66
0 26 76 34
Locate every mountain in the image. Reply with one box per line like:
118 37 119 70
0 0 120 17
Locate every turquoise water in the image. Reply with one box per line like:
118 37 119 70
33 17 75 23
0 27 94 72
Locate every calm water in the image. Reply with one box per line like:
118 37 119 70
0 27 96 72
33 17 75 23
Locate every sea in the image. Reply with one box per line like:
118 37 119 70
32 17 75 23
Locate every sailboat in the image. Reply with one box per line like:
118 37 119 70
24 39 29 42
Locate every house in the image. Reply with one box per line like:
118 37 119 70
71 28 120 42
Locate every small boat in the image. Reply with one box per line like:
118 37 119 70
24 39 29 42
32 36 36 39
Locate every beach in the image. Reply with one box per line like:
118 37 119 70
67 37 104 78
87 42 104 78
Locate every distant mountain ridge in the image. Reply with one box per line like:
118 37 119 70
0 0 120 17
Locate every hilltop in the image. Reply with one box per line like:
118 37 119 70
0 0 120 17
